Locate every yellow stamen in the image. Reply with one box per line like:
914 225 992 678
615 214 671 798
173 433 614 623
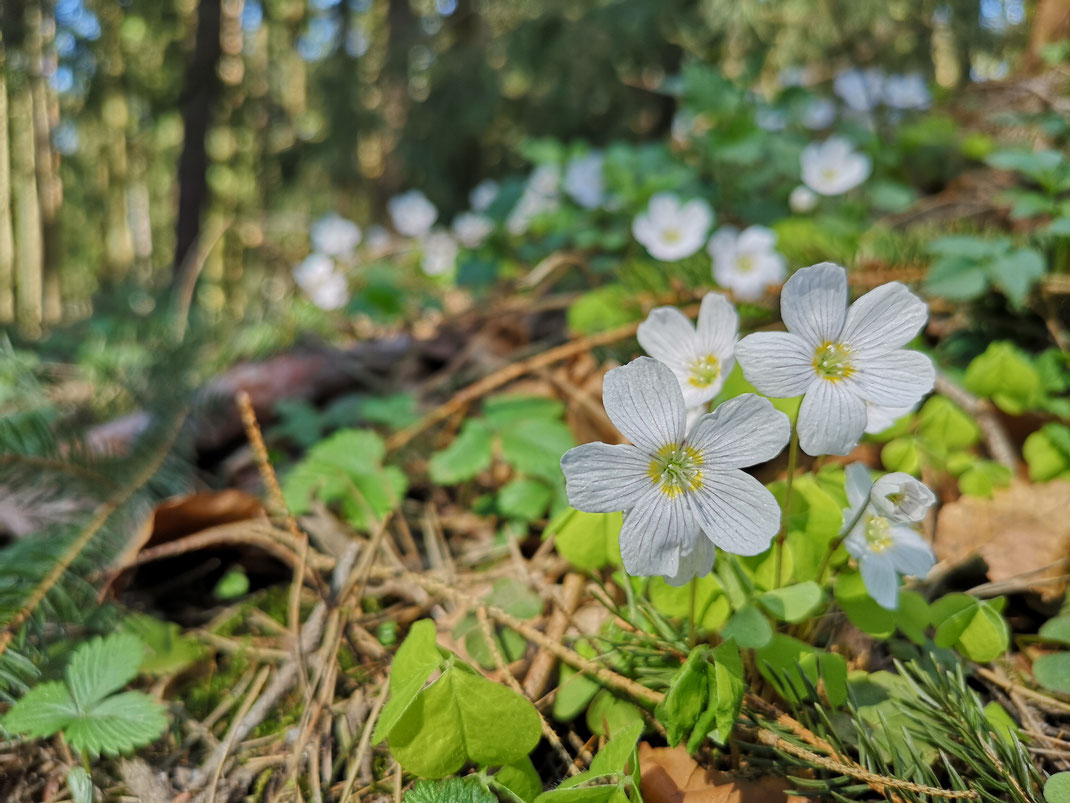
864 515 893 553
647 443 704 498
687 354 721 388
813 341 854 382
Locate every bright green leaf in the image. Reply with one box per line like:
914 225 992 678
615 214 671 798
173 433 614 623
546 508 623 571
428 420 494 485
66 633 144 710
758 582 824 623
1033 653 1070 694
64 691 168 757
721 603 772 649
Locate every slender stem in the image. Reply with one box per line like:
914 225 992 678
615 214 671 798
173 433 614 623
818 502 869 584
773 425 800 589
688 578 697 649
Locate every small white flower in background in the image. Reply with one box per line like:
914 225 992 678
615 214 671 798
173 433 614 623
801 97 837 130
469 179 499 212
637 292 739 408
293 254 349 311
841 463 936 609
420 229 458 276
882 73 930 110
528 164 561 197
506 165 561 235
388 190 438 238
735 262 934 457
563 151 606 209
363 224 392 254
789 185 819 214
707 225 787 302
834 67 884 112
864 401 917 434
310 213 362 258
755 106 788 132
632 192 713 262
800 136 872 196
560 357 790 579
452 212 493 248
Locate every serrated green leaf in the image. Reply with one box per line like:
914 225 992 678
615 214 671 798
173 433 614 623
404 777 497 803
64 691 168 756
67 633 144 710
2 681 78 738
428 420 494 485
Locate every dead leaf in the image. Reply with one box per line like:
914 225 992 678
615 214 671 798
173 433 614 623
638 743 805 803
934 479 1070 601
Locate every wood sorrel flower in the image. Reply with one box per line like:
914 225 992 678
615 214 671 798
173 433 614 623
637 292 739 409
707 226 787 302
842 463 936 609
560 357 789 579
632 193 713 262
735 262 934 457
800 137 871 196
388 190 438 238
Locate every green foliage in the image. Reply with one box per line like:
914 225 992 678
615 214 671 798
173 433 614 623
925 236 1047 307
66 767 94 803
931 594 1010 663
649 575 730 630
758 582 824 623
552 640 601 722
1033 653 1070 695
964 342 1043 415
586 690 645 738
404 777 497 803
1047 772 1070 802
756 635 847 706
120 613 206 676
1025 424 1070 482
545 509 623 571
655 643 744 751
2 633 167 757
452 579 542 670
535 722 642 802
429 420 494 485
491 757 543 803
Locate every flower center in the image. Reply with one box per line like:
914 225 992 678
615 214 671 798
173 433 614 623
735 254 756 273
687 354 721 388
813 341 854 381
821 167 839 182
661 227 682 244
864 514 893 553
647 443 704 498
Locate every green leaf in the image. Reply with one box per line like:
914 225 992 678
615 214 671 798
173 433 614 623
758 582 824 623
1024 425 1070 482
483 396 567 427
499 418 575 481
918 396 979 454
2 681 78 738
1048 217 1070 237
1039 615 1070 645
589 721 643 776
964 342 1043 415
896 590 931 645
1033 653 1070 694
881 437 921 475
66 767 94 803
493 757 542 803
720 603 772 649
983 701 1019 744
429 420 494 485
708 640 744 745
849 670 938 763
213 567 249 599
932 594 1010 662
404 777 497 803
649 575 730 630
567 285 640 335
958 460 1012 498
836 571 895 638
64 691 168 756
498 478 554 521
374 621 445 744
66 633 144 710
546 509 622 571
924 260 989 301
655 648 709 746
120 613 206 676
586 690 644 738
552 660 601 722
1046 771 1070 802
989 248 1046 307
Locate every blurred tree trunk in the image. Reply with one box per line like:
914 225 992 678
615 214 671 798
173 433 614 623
172 0 222 298
1023 0 1070 72
97 2 134 282
10 81 42 333
0 49 15 324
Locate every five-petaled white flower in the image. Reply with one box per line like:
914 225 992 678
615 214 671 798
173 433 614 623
842 463 936 609
800 137 872 196
735 262 934 457
882 73 930 110
789 185 819 214
707 225 787 302
388 190 438 238
563 151 606 209
452 212 493 248
637 292 739 409
834 68 884 112
293 254 348 311
632 193 713 262
420 229 459 276
560 357 789 580
311 213 362 258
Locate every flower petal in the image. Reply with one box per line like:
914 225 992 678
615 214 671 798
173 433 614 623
870 473 935 522
735 331 815 397
851 349 935 407
560 442 652 513
886 527 936 578
695 292 739 360
690 469 782 556
689 394 790 468
860 554 900 609
841 282 928 357
602 357 686 451
637 306 696 371
662 535 716 587
619 488 696 577
844 462 872 512
797 379 867 456
781 262 848 347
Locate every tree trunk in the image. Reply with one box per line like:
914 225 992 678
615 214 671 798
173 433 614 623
10 81 41 333
1023 0 1070 73
0 53 15 324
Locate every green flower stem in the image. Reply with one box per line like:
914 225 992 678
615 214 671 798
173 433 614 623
817 499 869 584
773 424 800 589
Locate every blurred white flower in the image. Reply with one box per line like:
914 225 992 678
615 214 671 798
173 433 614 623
310 213 361 258
469 179 499 212
388 190 438 238
756 106 788 132
632 192 713 262
801 97 837 130
869 471 936 523
800 136 872 196
882 73 930 110
708 225 787 302
560 357 789 579
864 401 917 434
735 262 934 456
563 151 605 209
834 68 885 112
420 229 459 276
637 292 739 408
506 165 561 235
451 212 493 248
789 185 819 214
528 164 561 197
293 254 349 311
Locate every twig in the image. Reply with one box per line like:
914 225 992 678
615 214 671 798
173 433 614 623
338 678 390 803
523 572 586 699
933 372 1018 470
205 663 272 803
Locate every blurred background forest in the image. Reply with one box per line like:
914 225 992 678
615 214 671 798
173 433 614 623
0 0 1056 344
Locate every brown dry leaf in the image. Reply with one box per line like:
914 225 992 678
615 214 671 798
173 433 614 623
934 479 1070 601
638 743 805 803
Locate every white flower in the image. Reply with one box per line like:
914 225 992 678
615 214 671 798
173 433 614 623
506 166 561 235
310 213 361 257
756 106 788 132
637 292 739 408
869 471 936 523
452 212 493 248
293 254 348 310
388 190 438 238
789 185 819 214
560 357 789 579
834 68 884 112
801 97 837 130
632 193 713 262
800 137 872 196
735 262 934 457
841 463 936 609
864 401 916 434
882 73 930 110
563 151 605 209
470 179 499 212
420 229 458 276
662 537 716 587
707 226 787 302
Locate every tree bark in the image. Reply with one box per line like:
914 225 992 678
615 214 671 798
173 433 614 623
1023 0 1070 73
10 81 41 333
0 51 15 324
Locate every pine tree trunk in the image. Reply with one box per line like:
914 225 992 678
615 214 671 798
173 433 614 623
0 54 15 324
10 82 42 333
